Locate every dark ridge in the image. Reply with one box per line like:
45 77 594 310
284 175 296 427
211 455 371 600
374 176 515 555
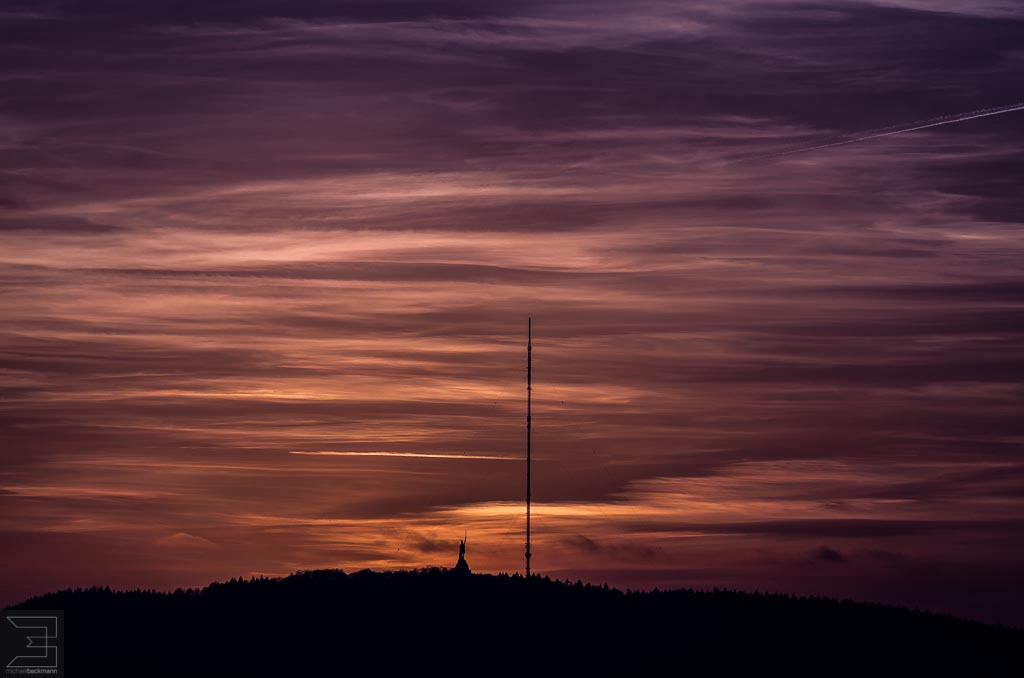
15 568 1020 676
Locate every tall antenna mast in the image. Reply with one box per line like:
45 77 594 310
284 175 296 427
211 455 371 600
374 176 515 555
526 317 532 577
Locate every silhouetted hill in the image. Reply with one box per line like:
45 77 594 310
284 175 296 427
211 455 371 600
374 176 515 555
15 569 1020 676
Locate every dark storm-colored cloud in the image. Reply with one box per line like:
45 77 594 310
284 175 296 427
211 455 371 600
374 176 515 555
926 155 1024 223
34 0 531 24
0 215 121 232
820 280 1024 302
412 536 461 554
563 535 659 560
810 545 848 564
627 519 1024 538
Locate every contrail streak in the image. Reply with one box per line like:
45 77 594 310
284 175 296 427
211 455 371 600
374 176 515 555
290 450 519 461
751 101 1024 161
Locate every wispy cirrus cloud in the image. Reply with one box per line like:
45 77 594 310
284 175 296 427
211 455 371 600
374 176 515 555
1 0 1023 626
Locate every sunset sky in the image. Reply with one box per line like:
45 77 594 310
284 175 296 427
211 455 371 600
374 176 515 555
2 1 1023 626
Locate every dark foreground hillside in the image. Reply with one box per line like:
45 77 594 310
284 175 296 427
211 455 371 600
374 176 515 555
16 569 1021 676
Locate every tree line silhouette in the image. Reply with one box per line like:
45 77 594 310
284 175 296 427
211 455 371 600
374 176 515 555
15 568 1020 676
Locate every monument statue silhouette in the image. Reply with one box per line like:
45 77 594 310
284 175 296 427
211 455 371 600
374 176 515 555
453 534 470 575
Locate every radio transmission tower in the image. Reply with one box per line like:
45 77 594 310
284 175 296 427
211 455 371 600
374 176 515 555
525 318 533 577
